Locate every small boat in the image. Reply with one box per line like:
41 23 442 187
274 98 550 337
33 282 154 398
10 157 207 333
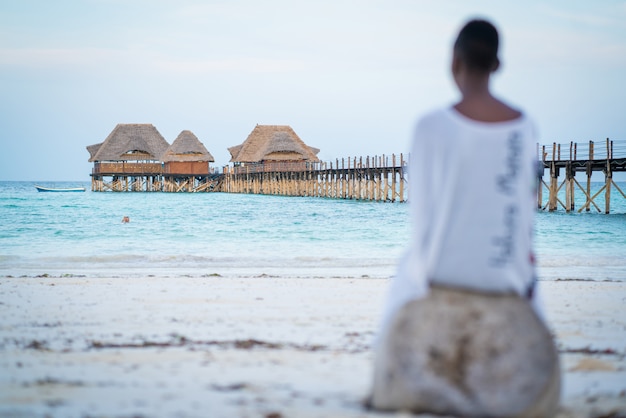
35 185 86 192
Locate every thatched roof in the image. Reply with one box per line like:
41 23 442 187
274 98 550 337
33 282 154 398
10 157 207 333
227 144 243 160
87 124 170 162
86 143 102 160
161 130 215 163
229 125 320 163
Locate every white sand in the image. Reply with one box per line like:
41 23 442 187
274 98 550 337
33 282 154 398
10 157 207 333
0 277 624 417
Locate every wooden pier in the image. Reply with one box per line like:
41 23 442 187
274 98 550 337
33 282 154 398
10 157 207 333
89 137 626 213
90 163 222 192
221 154 407 202
538 139 626 214
90 154 407 202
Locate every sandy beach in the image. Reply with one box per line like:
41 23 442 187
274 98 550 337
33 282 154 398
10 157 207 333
0 276 625 417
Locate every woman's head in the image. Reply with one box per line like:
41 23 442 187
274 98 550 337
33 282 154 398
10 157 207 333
453 19 500 75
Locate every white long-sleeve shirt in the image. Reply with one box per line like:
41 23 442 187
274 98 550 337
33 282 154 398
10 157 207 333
382 106 541 326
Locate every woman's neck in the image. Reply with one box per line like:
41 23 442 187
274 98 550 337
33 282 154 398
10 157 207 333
454 76 521 122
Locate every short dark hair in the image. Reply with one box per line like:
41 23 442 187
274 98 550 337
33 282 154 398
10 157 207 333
453 19 499 72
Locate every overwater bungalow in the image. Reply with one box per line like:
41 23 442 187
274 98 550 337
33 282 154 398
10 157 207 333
162 130 217 192
87 123 170 191
228 125 320 173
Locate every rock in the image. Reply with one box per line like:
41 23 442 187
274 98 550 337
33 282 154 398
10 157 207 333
370 285 560 417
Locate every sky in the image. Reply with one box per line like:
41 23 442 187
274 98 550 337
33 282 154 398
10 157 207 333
1 0 625 181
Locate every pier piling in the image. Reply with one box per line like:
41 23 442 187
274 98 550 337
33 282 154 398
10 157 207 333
538 139 626 214
221 153 407 202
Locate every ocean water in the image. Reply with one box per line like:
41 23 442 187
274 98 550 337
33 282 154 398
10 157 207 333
0 181 624 281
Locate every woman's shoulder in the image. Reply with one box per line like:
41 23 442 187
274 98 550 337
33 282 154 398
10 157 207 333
414 105 536 141
417 107 451 123
415 107 454 131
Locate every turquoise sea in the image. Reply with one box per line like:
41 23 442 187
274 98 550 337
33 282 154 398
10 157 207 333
0 181 625 281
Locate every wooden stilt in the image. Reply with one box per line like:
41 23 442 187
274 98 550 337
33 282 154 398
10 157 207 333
548 144 559 212
399 153 405 203
605 138 612 214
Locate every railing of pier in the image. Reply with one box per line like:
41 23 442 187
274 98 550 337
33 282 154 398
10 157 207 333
538 138 626 162
228 154 406 175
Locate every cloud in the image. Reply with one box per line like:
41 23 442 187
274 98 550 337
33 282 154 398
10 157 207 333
538 2 626 29
0 46 305 78
154 56 308 74
0 47 134 72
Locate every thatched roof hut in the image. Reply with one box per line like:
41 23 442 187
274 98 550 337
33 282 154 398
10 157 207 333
228 125 320 163
161 130 214 163
87 124 169 162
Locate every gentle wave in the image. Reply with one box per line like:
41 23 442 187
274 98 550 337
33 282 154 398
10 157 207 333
537 256 626 268
0 252 399 279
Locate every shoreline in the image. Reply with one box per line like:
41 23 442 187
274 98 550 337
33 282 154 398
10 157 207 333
1 276 625 417
2 271 626 283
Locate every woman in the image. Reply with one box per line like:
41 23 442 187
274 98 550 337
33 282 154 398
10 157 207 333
370 19 559 417
383 18 542 329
